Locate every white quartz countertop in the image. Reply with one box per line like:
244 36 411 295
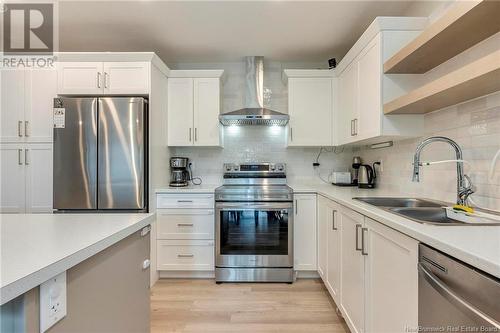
0 213 154 305
155 182 500 278
156 184 221 193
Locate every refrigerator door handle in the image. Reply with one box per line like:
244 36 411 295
97 72 101 88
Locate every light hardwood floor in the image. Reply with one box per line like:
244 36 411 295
151 279 349 333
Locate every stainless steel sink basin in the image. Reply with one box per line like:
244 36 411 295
354 197 500 226
389 207 462 225
354 197 443 208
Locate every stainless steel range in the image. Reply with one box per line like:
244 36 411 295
215 163 294 283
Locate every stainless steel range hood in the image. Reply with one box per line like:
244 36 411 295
219 57 289 126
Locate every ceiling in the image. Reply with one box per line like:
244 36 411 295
58 1 428 66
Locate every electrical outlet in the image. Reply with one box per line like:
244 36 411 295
40 271 67 333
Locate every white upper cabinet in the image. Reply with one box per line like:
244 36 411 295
167 71 223 147
293 193 317 271
1 69 57 143
337 62 358 145
193 78 221 146
103 62 149 94
26 69 58 142
58 61 149 95
168 78 194 146
1 70 25 142
334 18 426 146
357 37 382 141
58 62 104 95
284 71 334 146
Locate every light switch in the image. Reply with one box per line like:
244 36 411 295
40 271 67 333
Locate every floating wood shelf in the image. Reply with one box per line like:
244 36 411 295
384 0 500 74
383 50 500 114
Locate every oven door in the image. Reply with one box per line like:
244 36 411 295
216 202 293 268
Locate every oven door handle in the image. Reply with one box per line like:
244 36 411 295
418 263 500 329
216 202 292 210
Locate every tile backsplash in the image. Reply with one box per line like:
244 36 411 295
353 92 500 211
172 125 351 184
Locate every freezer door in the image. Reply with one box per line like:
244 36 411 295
98 97 146 210
53 97 98 210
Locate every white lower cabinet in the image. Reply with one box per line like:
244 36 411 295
293 193 317 271
316 198 418 333
156 193 215 272
364 217 418 333
326 200 341 303
0 143 52 213
157 240 214 271
340 206 366 333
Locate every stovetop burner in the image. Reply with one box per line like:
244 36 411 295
215 162 292 202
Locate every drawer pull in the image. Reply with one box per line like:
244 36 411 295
177 200 193 203
177 254 194 258
177 223 194 227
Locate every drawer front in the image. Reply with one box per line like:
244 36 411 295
157 240 214 271
157 209 214 240
156 194 214 209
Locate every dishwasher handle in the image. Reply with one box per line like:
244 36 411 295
418 263 500 329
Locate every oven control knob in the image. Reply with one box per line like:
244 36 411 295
277 164 284 171
270 165 275 171
233 166 239 171
225 165 232 171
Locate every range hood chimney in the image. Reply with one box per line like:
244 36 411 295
219 56 289 126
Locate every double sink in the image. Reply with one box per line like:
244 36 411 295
353 197 500 226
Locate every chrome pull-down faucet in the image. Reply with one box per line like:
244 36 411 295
412 136 474 206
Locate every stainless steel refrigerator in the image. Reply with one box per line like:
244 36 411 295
53 97 147 212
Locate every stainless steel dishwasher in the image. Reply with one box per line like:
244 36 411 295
419 244 500 331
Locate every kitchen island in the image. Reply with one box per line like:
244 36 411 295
1 213 154 333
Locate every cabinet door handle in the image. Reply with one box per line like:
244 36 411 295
18 149 23 165
295 199 298 215
24 149 29 165
24 121 29 137
140 226 151 236
177 254 194 258
18 121 23 137
361 227 368 255
104 72 109 88
332 210 337 230
354 118 358 136
97 72 102 88
177 223 194 227
355 224 362 251
195 128 197 142
142 259 151 270
350 120 354 136
290 127 293 141
189 128 192 142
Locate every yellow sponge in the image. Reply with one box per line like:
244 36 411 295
452 204 474 214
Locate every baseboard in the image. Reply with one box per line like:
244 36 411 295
296 270 320 279
158 270 215 279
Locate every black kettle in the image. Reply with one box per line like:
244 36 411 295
358 162 380 189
